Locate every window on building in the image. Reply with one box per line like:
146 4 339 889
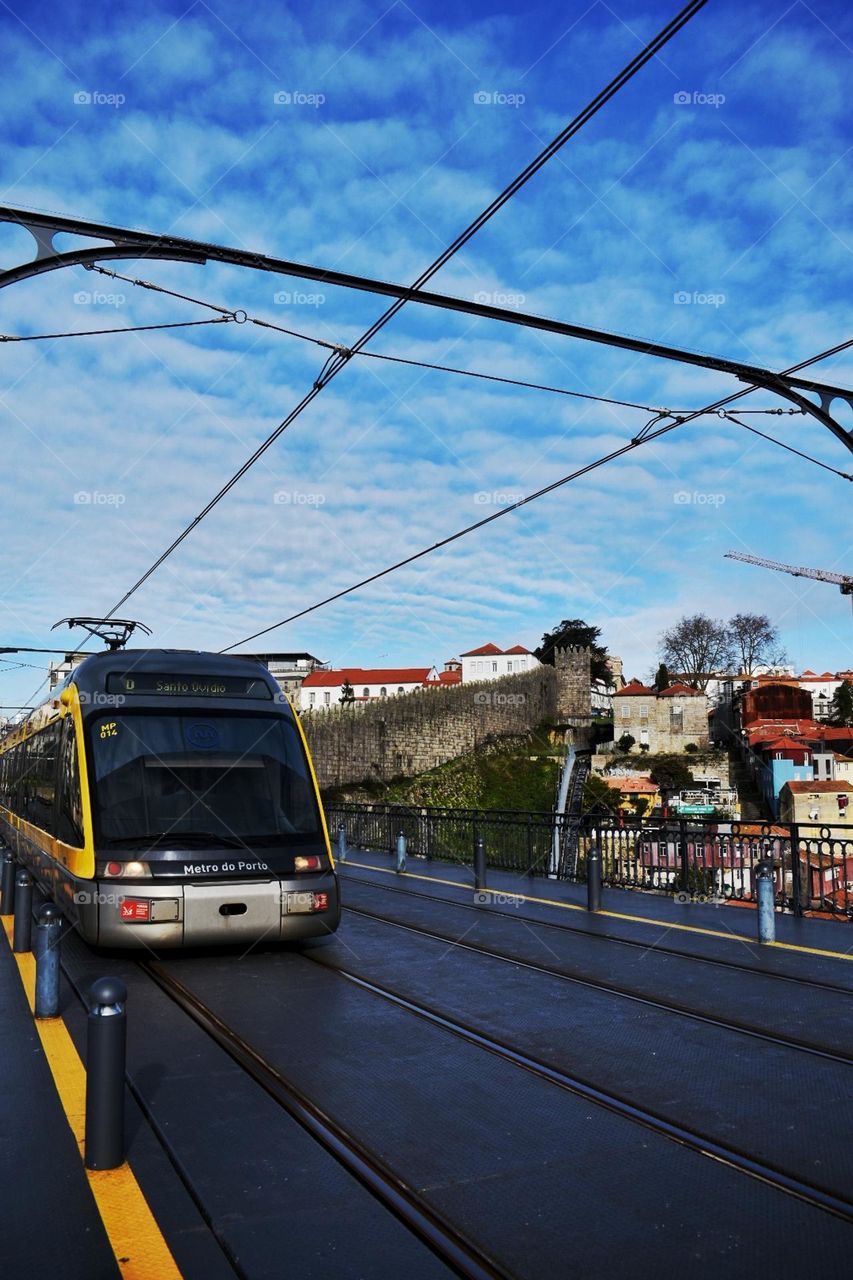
639 704 648 721
324 692 331 706
397 686 404 694
670 707 683 731
380 687 387 697
309 692 316 706
621 705 630 720
492 661 498 672
362 687 369 698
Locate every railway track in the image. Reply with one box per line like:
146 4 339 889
303 948 853 1225
141 959 507 1280
339 901 853 1065
339 867 853 995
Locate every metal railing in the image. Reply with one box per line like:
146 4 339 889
326 802 853 919
327 803 560 876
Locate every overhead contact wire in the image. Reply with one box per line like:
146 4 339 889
222 336 852 651
103 0 709 619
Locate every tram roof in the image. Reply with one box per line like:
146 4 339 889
62 648 279 697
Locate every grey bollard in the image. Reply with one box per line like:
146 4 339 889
474 834 487 894
12 869 32 952
1 849 15 915
756 859 776 944
396 831 407 873
337 822 347 862
587 843 602 912
85 977 128 1170
35 903 62 1018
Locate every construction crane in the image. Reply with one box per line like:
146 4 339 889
724 552 853 612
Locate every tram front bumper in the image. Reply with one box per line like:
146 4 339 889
94 874 340 947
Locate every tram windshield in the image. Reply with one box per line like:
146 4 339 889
90 713 322 846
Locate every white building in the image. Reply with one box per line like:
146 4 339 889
797 670 853 722
459 643 539 683
248 652 324 699
299 666 441 712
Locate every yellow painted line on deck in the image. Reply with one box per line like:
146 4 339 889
1 916 181 1279
341 860 853 963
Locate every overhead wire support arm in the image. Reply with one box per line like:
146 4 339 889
1 202 851 452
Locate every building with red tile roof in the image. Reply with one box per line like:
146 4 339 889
301 666 439 711
460 643 539 683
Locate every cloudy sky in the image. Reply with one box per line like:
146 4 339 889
0 0 851 711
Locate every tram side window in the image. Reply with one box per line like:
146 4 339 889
0 748 9 808
26 724 59 837
15 739 37 821
57 718 85 848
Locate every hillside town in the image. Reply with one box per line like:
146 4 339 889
35 637 852 833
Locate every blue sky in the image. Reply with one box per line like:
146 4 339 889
0 0 851 711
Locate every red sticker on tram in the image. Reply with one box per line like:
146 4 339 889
120 898 151 922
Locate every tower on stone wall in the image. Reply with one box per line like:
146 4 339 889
553 646 591 721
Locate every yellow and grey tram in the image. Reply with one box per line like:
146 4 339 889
0 650 339 947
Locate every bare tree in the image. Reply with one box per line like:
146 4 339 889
728 613 785 676
659 614 733 690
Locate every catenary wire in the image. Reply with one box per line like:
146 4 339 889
90 265 810 420
0 318 233 342
101 0 709 620
725 415 852 480
222 337 852 652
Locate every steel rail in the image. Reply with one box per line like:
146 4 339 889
339 902 853 1065
337 869 853 995
142 960 509 1280
305 954 853 1224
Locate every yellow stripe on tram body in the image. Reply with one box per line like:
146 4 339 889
341 859 853 963
1 919 181 1280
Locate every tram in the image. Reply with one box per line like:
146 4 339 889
0 649 339 947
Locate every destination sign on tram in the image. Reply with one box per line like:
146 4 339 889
106 673 272 699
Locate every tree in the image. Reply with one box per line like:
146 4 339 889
339 679 355 705
659 614 733 690
649 756 694 795
536 618 610 682
653 662 671 691
829 679 853 727
582 774 622 816
728 613 785 676
617 733 636 753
